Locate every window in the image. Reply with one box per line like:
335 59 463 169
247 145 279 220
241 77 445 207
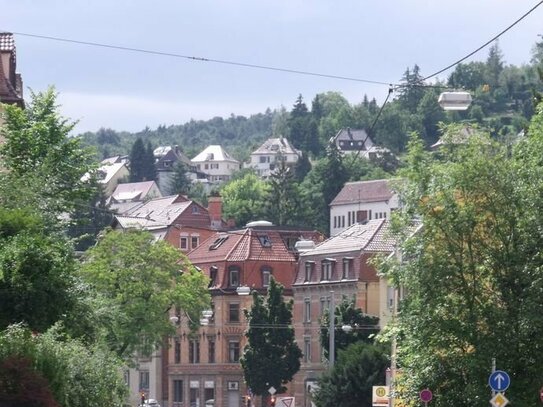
190 385 200 407
180 236 188 250
304 298 311 323
320 296 330 316
229 268 239 287
204 385 215 407
211 163 219 169
304 336 311 363
342 258 353 279
205 164 209 170
191 236 199 249
139 370 150 390
208 338 216 363
321 261 332 281
229 340 240 362
229 303 240 323
262 267 271 287
333 216 337 228
210 235 229 250
189 340 200 364
259 156 267 163
304 262 314 282
192 205 200 214
258 235 272 247
209 266 218 287
174 338 181 363
173 380 184 403
341 216 345 228
124 370 130 386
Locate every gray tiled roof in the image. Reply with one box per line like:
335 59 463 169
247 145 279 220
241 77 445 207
120 195 191 226
252 137 300 156
300 219 390 256
330 179 394 206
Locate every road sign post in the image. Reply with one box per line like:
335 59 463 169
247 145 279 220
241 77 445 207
419 389 432 407
488 371 510 393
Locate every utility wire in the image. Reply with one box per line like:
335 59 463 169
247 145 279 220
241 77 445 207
422 0 543 82
7 31 395 87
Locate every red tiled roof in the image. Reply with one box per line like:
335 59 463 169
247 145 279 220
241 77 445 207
330 179 394 206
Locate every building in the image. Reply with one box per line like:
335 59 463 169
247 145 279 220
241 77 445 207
329 179 399 236
191 145 240 184
291 219 408 407
154 145 196 195
246 137 301 178
112 194 227 406
108 180 162 214
165 222 323 407
331 128 390 159
0 32 24 144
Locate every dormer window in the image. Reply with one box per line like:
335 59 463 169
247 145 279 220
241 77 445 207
262 267 272 287
209 266 218 287
321 259 336 281
229 267 240 287
304 261 314 282
210 235 229 250
258 235 272 247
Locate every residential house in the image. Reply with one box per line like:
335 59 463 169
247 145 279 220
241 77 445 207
291 219 408 407
329 179 399 236
331 128 390 159
191 145 240 184
246 137 301 178
112 194 227 406
108 180 162 214
165 222 323 407
0 32 24 144
154 145 196 195
88 157 130 197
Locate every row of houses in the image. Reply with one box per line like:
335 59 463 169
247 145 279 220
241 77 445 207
109 178 401 407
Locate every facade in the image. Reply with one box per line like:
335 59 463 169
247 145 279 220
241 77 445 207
112 195 227 405
191 145 240 184
291 219 403 407
246 137 301 178
331 128 390 159
90 157 130 197
329 179 400 236
165 223 323 407
0 32 24 145
154 145 196 195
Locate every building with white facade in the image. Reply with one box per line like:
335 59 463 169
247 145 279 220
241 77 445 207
191 145 240 183
246 137 301 178
329 179 399 236
331 128 390 159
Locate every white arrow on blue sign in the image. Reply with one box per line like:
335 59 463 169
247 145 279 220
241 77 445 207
488 370 510 392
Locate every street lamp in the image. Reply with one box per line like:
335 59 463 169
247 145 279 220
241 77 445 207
438 91 472 110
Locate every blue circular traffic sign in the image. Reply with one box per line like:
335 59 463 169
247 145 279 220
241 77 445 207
488 370 510 392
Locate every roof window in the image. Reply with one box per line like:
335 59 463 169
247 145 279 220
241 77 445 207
258 235 272 247
210 235 229 250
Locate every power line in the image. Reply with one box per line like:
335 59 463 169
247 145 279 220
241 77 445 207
422 0 543 82
7 30 395 87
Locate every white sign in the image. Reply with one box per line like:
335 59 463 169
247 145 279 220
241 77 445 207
277 397 294 407
268 386 276 395
372 386 390 407
490 392 509 407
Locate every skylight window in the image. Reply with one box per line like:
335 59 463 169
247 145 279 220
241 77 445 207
258 235 272 247
209 235 229 250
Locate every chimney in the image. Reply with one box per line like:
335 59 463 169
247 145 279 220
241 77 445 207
208 196 223 230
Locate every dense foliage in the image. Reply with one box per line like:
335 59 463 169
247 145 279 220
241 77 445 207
380 104 543 406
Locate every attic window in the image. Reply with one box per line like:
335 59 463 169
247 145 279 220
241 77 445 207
210 236 229 250
258 235 272 247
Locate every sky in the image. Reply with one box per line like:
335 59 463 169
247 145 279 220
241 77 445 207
1 0 542 134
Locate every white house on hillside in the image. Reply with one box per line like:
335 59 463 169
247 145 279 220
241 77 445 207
246 136 301 178
191 145 240 183
332 128 390 159
329 179 400 236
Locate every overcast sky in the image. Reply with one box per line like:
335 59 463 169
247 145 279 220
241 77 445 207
2 0 542 134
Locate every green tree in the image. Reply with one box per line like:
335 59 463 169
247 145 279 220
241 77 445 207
0 87 96 215
79 229 210 359
398 64 425 112
170 161 192 195
129 137 147 182
0 324 127 407
319 298 380 362
266 159 302 226
417 89 447 146
144 141 157 181
312 342 389 407
240 278 302 401
220 172 269 227
382 112 543 406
